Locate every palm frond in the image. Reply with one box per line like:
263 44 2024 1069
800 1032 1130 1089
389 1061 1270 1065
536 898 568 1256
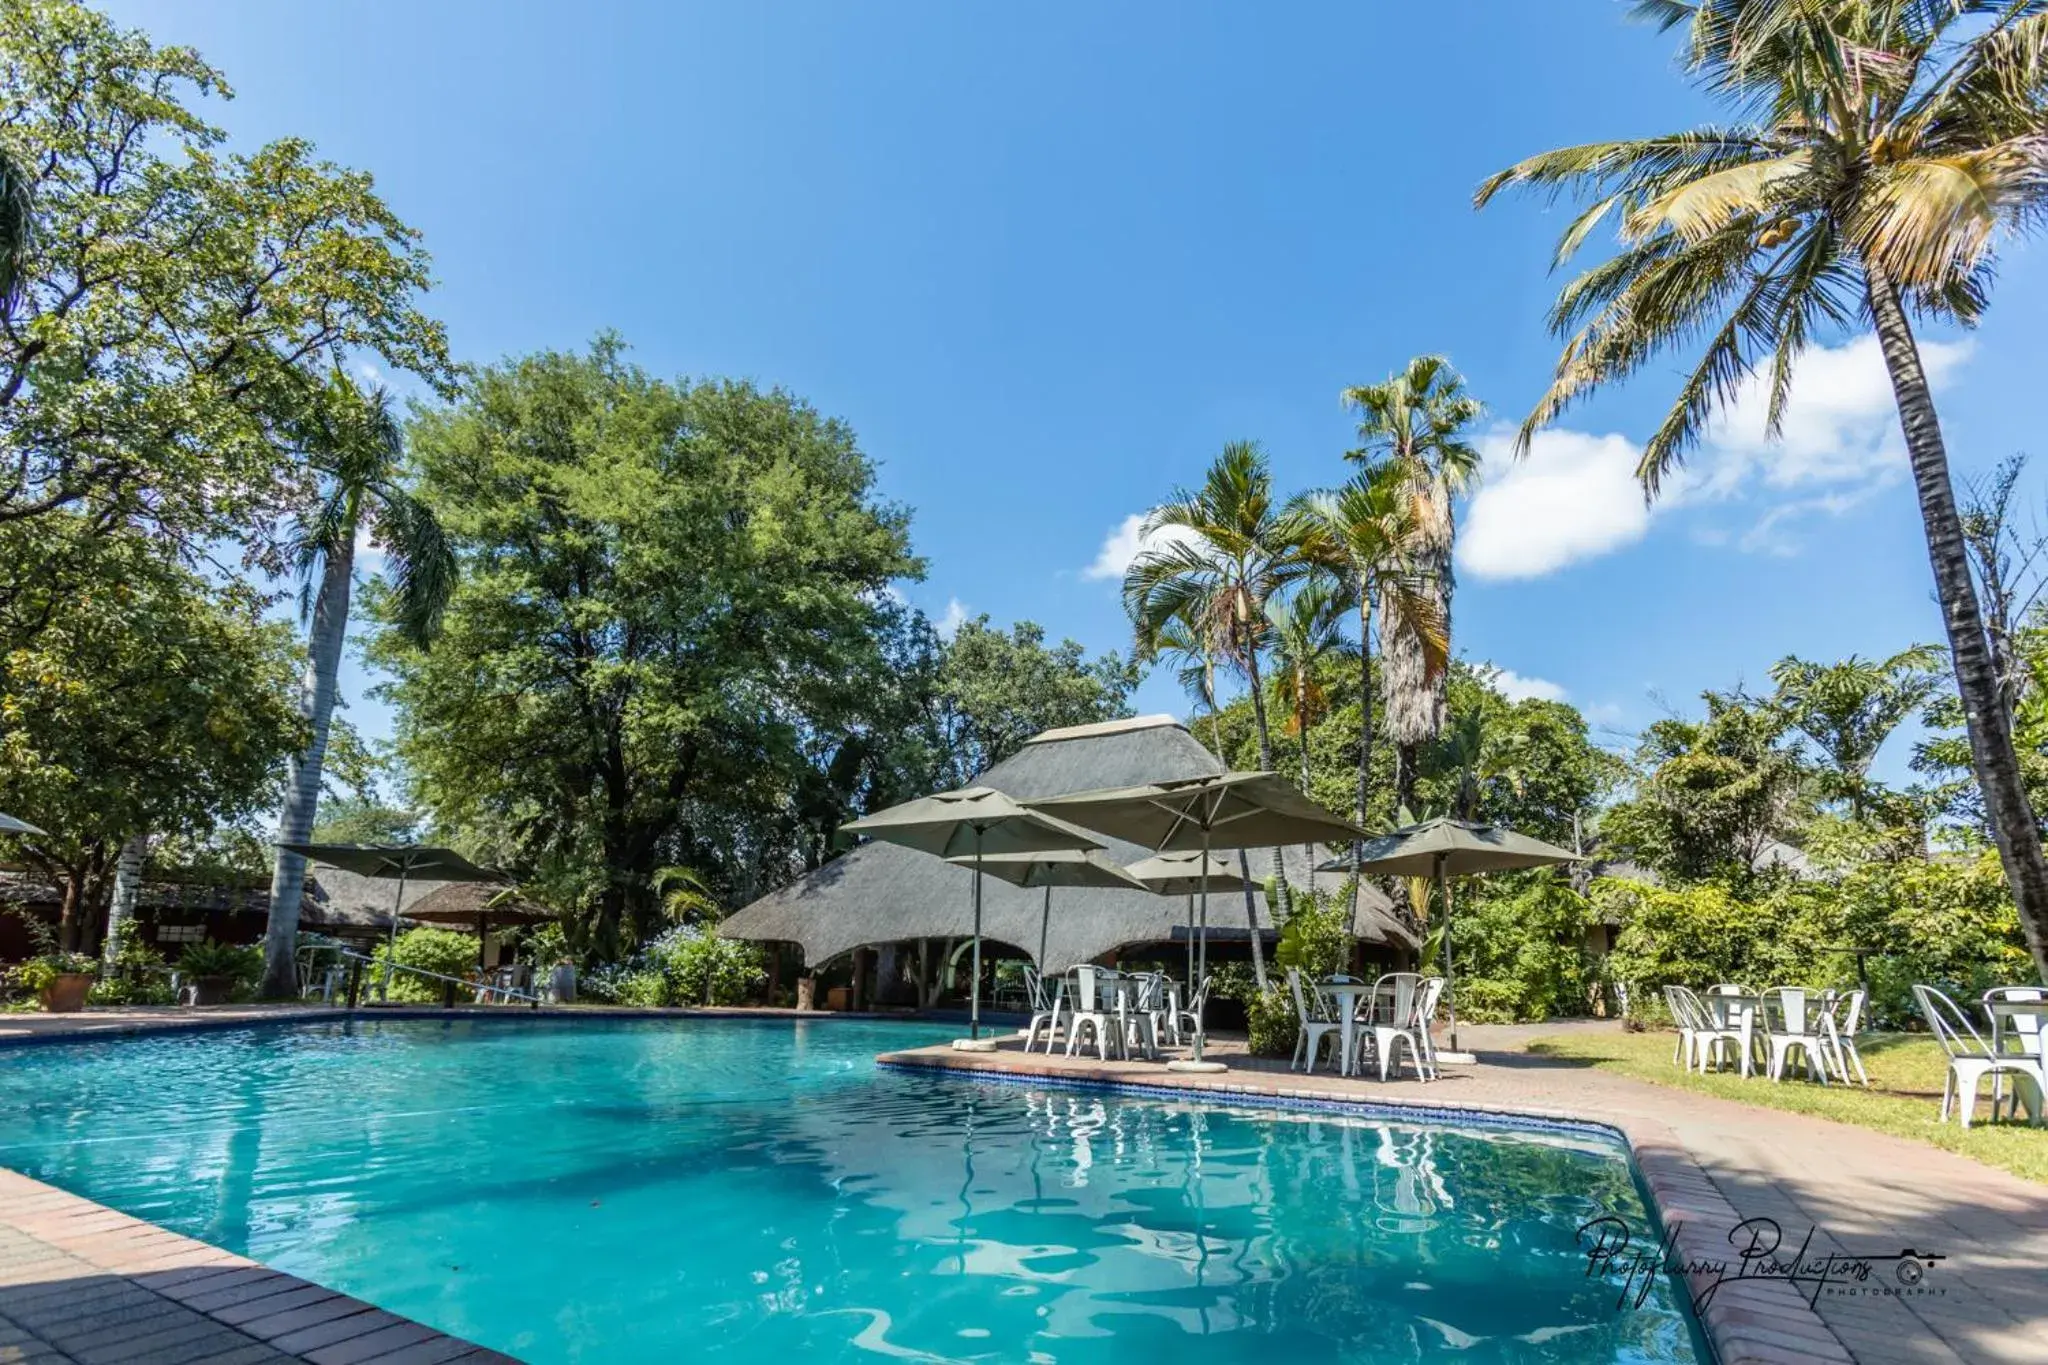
373 486 458 648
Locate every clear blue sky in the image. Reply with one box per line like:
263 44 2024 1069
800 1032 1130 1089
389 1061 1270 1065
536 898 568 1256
111 0 2048 784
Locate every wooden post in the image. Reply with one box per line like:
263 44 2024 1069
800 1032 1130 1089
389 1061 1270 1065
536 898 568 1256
796 973 816 1012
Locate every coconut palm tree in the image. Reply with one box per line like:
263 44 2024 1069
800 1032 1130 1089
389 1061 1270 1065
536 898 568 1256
1126 441 1316 986
1475 0 2048 979
1267 576 1354 802
1292 464 1448 864
1342 357 1482 813
259 380 457 998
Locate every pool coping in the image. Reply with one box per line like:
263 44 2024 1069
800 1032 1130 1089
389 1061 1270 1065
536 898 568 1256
877 1044 1859 1365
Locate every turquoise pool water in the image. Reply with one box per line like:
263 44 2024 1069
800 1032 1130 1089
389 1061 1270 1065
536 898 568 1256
0 1018 1703 1362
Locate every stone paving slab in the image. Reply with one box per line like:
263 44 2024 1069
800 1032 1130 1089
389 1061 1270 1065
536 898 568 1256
0 1170 511 1365
876 1031 2048 1365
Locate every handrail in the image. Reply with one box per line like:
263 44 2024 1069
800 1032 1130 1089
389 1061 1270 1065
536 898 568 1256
337 949 545 1007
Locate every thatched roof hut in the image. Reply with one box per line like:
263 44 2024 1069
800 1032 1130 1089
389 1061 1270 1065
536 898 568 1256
719 715 1418 971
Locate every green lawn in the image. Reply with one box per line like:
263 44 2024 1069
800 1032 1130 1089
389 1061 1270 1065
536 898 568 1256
1526 1028 2048 1185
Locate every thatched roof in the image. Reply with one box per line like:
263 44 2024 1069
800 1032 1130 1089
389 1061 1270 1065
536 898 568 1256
720 715 1418 970
0 868 410 938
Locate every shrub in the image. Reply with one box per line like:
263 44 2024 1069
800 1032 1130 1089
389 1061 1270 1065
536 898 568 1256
368 928 480 1002
1245 989 1298 1058
1274 881 1353 982
1445 872 1596 1022
582 927 766 1007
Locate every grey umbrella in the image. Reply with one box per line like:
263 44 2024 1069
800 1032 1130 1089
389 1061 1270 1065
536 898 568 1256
1328 817 1578 1051
1123 852 1256 991
0 812 46 836
944 848 1151 972
276 844 508 979
844 787 1103 1038
1031 772 1368 1061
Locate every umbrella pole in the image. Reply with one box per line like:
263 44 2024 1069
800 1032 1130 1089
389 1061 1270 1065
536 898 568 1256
1437 855 1457 1052
1194 834 1211 1062
1039 886 1051 972
1184 893 1194 990
383 863 410 1003
969 827 984 1040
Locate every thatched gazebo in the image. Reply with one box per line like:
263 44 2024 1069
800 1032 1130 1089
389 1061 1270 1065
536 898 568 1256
720 716 1416 998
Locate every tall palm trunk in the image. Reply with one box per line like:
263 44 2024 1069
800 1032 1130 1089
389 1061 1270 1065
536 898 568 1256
1238 624 1279 990
1869 270 2048 982
102 833 147 966
261 536 355 998
1352 585 1373 916
1294 673 1317 896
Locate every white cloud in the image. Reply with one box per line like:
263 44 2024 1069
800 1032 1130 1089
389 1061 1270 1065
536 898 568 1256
937 597 969 638
1082 513 1203 581
1489 668 1568 703
1458 333 1973 577
1460 427 1651 581
353 522 383 565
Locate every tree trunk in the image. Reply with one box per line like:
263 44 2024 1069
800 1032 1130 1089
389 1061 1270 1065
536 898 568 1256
261 537 354 998
1296 677 1316 896
103 833 147 967
1239 632 1276 989
1353 585 1373 919
57 868 82 953
1868 269 2048 982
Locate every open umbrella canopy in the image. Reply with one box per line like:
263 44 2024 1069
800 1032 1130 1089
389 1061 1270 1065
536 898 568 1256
1123 851 1257 895
843 787 1104 857
0 812 45 836
946 847 1151 891
1029 771 1369 851
275 844 506 883
1331 817 1578 878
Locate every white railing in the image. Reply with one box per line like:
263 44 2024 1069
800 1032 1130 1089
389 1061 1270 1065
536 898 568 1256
336 949 545 1008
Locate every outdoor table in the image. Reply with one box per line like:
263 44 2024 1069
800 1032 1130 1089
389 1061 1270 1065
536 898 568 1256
1318 981 1390 1077
1985 995 2048 1066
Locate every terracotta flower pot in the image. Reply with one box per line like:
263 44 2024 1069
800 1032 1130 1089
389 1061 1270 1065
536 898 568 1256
38 972 93 1013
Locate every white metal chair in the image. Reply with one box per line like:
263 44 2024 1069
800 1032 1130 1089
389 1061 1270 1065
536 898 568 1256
1114 975 1159 1060
1762 986 1829 1083
1173 974 1211 1049
1024 968 1066 1052
1820 988 1870 1087
1286 969 1343 1074
1662 985 1699 1068
1914 984 2044 1129
1370 973 1436 1082
1701 983 1760 1073
1064 966 1120 1061
1669 985 1748 1075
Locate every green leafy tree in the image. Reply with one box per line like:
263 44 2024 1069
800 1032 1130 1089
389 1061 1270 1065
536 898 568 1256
0 523 301 948
309 797 422 846
928 616 1140 787
260 380 456 997
1125 441 1316 984
0 1 450 559
1600 690 1811 884
371 339 919 959
1341 356 1483 811
1477 0 2048 979
1769 644 1942 821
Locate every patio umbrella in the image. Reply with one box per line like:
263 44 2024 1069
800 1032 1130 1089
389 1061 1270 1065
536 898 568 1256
944 848 1151 970
401 885 557 969
1123 851 1256 991
0 812 46 836
843 787 1103 1039
1329 817 1578 1052
275 844 508 977
1031 772 1369 1063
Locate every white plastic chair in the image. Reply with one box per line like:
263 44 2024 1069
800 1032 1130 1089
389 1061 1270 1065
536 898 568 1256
1370 973 1436 1081
1286 969 1343 1074
1762 986 1829 1083
1914 984 2044 1129
1064 966 1120 1061
1820 988 1870 1086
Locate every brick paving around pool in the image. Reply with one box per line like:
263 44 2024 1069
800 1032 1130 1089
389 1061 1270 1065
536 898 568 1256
877 1028 2048 1365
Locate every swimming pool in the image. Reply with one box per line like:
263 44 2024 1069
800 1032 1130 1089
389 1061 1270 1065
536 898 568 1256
0 1017 1704 1362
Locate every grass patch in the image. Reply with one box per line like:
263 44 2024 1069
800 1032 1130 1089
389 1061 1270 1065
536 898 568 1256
1527 1028 2048 1185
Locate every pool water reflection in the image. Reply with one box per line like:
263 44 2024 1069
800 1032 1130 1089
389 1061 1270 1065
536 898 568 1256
0 1017 1704 1362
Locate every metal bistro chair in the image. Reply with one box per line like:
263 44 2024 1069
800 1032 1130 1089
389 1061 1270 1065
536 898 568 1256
1173 974 1213 1051
1115 973 1160 1060
1024 966 1066 1053
1820 988 1871 1087
1983 986 2048 1122
1286 968 1343 1074
1915 984 2044 1129
1064 965 1121 1061
1368 972 1433 1082
1762 986 1830 1083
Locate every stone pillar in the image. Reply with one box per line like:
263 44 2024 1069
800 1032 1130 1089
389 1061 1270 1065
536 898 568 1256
796 973 816 1012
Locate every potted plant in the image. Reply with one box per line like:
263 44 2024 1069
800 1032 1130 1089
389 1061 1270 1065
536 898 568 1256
175 940 260 1006
17 952 100 1013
